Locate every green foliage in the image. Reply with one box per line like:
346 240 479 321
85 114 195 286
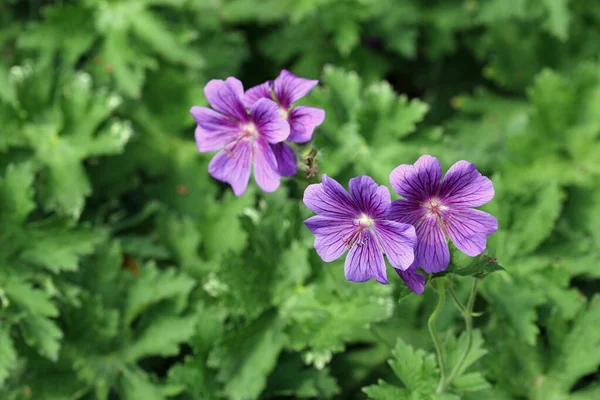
0 0 598 399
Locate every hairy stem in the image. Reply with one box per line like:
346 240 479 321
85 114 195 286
445 278 478 390
428 278 447 393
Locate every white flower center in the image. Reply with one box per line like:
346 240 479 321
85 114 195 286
241 122 259 138
424 198 449 217
357 214 373 228
278 107 289 119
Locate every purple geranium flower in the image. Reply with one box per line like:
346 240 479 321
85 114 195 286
395 264 426 294
304 174 417 284
389 155 498 274
243 70 325 177
190 77 290 196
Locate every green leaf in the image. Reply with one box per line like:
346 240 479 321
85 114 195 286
362 380 408 400
388 340 439 395
362 339 439 399
444 329 488 380
441 254 505 279
124 263 196 324
0 325 17 386
504 181 565 260
120 368 165 400
123 314 198 361
482 275 545 346
545 296 600 392
208 311 288 400
284 262 393 368
3 277 62 360
0 162 36 224
541 0 570 41
20 220 105 273
264 355 340 399
452 372 491 393
358 81 429 145
18 5 96 65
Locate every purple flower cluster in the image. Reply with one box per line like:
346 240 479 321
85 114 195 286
191 71 325 195
190 71 498 295
303 155 497 294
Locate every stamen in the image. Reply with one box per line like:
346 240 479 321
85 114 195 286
341 215 373 248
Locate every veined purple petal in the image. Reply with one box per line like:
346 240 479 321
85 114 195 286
271 142 297 177
204 77 249 122
373 220 416 271
445 208 498 256
251 98 290 143
287 106 326 143
190 106 241 152
415 217 450 273
345 230 387 284
273 70 319 109
253 137 280 193
243 81 273 108
389 199 426 227
389 155 442 202
440 161 495 207
304 215 355 262
396 263 425 294
348 175 390 218
303 174 359 218
208 138 252 196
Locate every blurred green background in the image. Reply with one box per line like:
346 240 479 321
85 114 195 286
0 0 599 399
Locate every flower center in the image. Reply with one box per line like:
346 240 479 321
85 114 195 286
424 198 449 218
241 122 259 138
278 107 289 119
342 214 373 248
358 214 373 228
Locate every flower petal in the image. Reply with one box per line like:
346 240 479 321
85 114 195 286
190 106 240 152
204 77 248 122
389 199 425 227
243 81 272 108
415 217 450 273
303 174 359 218
373 220 416 271
251 98 290 143
287 106 326 143
252 137 280 193
304 216 355 262
445 208 498 256
395 263 425 294
273 70 319 108
208 138 252 196
344 230 387 284
389 155 442 202
440 161 495 207
271 142 297 177
348 175 390 218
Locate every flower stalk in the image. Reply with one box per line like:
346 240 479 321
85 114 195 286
428 278 447 393
445 278 478 390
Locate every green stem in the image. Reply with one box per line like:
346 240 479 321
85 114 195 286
428 279 447 394
448 282 469 316
445 278 478 390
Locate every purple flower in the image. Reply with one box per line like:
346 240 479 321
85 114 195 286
243 70 326 177
389 155 498 274
190 77 290 196
304 174 417 284
396 263 426 294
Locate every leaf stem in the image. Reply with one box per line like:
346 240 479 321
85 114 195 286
428 278 447 393
445 278 478 390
